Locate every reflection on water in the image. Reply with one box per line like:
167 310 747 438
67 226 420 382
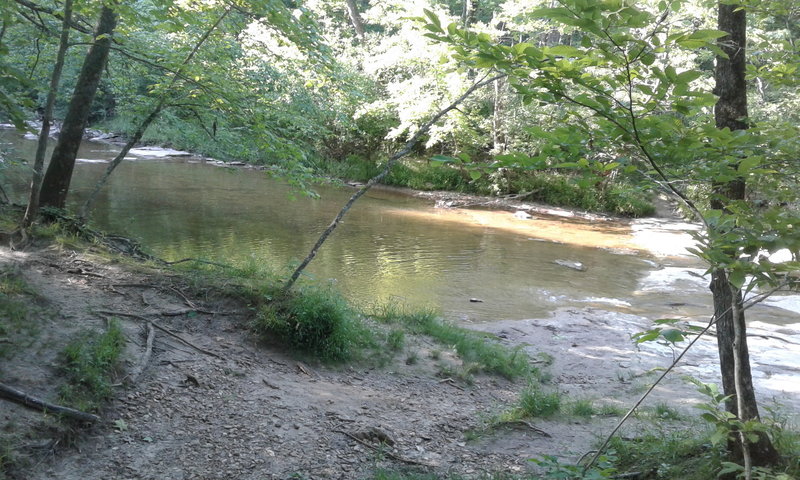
1 127 797 327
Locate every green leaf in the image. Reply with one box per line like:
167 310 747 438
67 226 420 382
661 328 684 344
676 70 702 83
632 329 660 343
469 170 482 181
546 45 582 58
423 9 442 32
728 269 746 289
737 157 760 174
686 29 729 41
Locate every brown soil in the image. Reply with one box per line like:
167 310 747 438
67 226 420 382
1 239 797 479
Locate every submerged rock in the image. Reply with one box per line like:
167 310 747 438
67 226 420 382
554 259 587 272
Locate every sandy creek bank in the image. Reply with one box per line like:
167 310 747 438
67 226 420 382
2 238 798 479
0 158 798 478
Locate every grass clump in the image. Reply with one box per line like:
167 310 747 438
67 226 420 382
0 268 41 359
569 399 597 418
369 302 530 380
517 384 561 418
59 321 125 412
254 284 374 362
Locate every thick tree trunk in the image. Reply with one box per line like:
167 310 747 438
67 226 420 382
344 0 365 39
39 5 116 209
21 0 73 227
712 2 779 468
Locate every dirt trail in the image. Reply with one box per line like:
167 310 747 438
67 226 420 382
1 244 797 479
0 245 604 479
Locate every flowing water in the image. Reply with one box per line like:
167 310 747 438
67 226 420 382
1 127 797 325
3 126 800 411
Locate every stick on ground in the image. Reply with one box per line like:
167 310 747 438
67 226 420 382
0 382 100 423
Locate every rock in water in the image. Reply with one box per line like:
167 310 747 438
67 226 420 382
554 259 587 272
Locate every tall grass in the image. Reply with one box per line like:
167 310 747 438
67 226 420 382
59 321 125 412
253 284 375 362
368 302 531 380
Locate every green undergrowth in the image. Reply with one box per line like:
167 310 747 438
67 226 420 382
606 415 800 480
253 283 375 362
367 302 532 380
90 116 655 217
0 267 42 360
58 321 125 413
320 156 655 217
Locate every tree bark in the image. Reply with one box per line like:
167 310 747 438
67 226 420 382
0 382 100 423
712 2 779 467
461 0 476 28
38 5 116 209
21 0 73 227
344 0 365 39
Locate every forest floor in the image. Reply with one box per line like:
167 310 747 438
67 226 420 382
1 203 798 479
0 240 689 480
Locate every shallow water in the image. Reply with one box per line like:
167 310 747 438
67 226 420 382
1 127 798 329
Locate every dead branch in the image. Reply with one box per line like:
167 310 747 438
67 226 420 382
283 72 506 292
161 258 232 268
129 323 155 383
492 420 551 437
169 286 197 309
334 430 435 467
0 382 100 423
95 310 223 359
160 308 235 316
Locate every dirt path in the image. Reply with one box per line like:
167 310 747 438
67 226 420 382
0 245 609 479
2 244 797 479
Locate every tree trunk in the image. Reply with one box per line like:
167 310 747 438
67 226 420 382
461 0 477 28
38 5 116 209
344 0 365 39
492 77 506 153
712 2 779 467
21 0 73 227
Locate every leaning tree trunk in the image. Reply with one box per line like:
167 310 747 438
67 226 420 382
38 5 116 209
21 0 74 227
712 2 779 467
344 0 365 39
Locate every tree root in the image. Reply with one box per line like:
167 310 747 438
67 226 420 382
0 382 100 423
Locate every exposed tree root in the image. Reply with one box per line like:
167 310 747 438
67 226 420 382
0 382 100 423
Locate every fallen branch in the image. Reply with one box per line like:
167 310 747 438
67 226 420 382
334 430 435 468
95 310 223 359
0 382 100 423
169 286 197 309
160 308 235 316
129 322 155 383
492 420 551 437
160 258 232 269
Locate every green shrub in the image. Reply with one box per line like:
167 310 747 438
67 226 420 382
383 161 472 192
59 322 124 412
254 285 373 362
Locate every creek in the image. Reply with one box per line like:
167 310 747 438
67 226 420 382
2 127 798 324
2 127 799 412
